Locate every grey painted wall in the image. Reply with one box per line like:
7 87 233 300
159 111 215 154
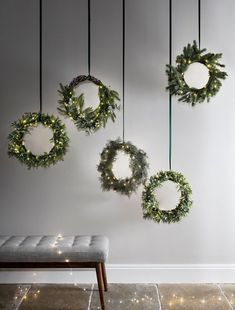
0 0 235 265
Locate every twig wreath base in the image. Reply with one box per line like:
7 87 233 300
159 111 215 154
97 138 149 197
58 75 120 134
166 40 227 106
8 112 69 169
142 170 193 223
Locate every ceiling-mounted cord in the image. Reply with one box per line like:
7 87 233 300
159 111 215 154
39 0 42 116
169 0 172 170
198 0 201 48
122 0 125 142
88 0 91 76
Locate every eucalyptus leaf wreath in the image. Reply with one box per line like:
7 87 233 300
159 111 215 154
142 170 193 223
58 75 120 134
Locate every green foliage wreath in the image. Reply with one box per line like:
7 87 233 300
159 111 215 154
8 112 69 169
142 171 193 223
97 138 149 197
58 75 120 134
166 40 227 106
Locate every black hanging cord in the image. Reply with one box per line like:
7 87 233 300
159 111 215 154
39 0 42 116
88 0 91 76
169 0 172 170
198 0 201 48
122 0 125 142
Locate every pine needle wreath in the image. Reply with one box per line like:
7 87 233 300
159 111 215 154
58 75 120 134
142 171 193 223
166 40 227 106
97 138 149 197
8 112 69 169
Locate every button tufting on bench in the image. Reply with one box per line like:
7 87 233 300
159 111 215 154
0 235 109 263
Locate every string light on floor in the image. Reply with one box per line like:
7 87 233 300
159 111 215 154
13 286 30 304
10 285 232 308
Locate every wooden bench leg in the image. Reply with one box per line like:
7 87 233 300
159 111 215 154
96 262 105 310
101 262 108 292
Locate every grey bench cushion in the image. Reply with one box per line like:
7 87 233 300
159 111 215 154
0 235 109 263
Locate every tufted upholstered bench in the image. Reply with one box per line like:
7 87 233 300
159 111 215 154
0 235 109 310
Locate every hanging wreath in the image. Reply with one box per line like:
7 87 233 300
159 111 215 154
58 75 120 134
166 40 227 106
142 170 193 223
8 112 69 169
97 138 149 197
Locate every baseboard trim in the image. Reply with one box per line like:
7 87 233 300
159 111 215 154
0 264 235 284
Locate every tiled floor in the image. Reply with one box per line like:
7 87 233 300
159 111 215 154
0 283 234 309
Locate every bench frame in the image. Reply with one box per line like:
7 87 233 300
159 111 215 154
0 261 107 310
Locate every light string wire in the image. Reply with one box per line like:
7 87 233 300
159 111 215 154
39 0 42 116
122 0 125 142
169 0 172 170
198 0 201 49
88 0 91 76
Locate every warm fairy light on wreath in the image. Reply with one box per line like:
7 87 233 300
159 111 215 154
97 138 149 197
166 40 227 106
58 75 120 134
8 112 69 169
142 170 193 223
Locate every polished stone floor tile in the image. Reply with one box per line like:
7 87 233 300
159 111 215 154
19 284 92 310
158 284 231 310
90 284 160 310
219 284 235 308
1 283 235 309
0 284 30 310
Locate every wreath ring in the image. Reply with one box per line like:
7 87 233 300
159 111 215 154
58 75 120 134
8 112 69 169
97 139 149 197
166 40 227 106
142 170 193 223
